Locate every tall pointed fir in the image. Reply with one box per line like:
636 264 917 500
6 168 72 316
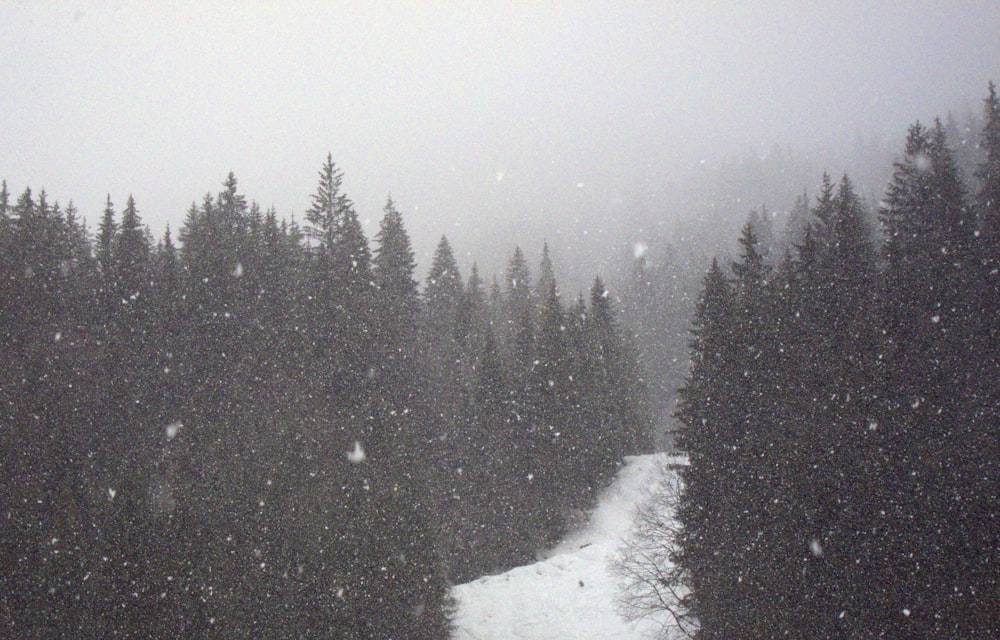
115 195 152 310
536 240 557 310
965 83 1000 636
460 262 487 351
529 275 572 543
371 195 420 431
373 196 419 335
719 219 776 637
305 153 350 254
504 246 534 367
424 235 465 345
975 81 1000 390
878 118 986 637
422 240 464 434
307 156 374 414
674 258 737 639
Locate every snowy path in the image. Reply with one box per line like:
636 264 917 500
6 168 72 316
452 454 684 640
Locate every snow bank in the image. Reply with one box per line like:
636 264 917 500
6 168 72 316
452 454 684 640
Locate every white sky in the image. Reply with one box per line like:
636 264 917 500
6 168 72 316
2 1 998 278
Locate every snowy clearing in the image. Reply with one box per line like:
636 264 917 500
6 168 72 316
452 454 686 640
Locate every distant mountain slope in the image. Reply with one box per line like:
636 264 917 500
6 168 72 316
452 454 686 640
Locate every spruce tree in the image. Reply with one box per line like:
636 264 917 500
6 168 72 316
504 246 534 366
877 119 984 637
420 236 468 560
424 235 465 342
115 195 152 308
675 258 737 638
371 195 420 429
305 153 351 254
536 240 557 307
373 196 419 329
96 195 117 286
978 82 1000 240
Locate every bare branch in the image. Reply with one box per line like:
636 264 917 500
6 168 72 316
610 459 698 639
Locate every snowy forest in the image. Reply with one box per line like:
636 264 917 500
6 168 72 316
1 18 999 630
0 156 652 636
613 83 1000 639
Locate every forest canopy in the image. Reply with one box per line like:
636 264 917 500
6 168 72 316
0 157 652 638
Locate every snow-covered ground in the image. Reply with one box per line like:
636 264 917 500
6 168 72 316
452 454 686 640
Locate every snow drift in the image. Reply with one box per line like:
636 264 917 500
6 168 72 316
452 454 685 640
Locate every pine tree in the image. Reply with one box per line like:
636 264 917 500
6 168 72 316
504 246 534 366
583 277 652 482
978 82 1000 240
783 187 811 248
962 83 1000 635
420 235 468 554
305 153 351 253
530 277 572 540
702 217 776 637
731 219 770 296
371 195 420 430
96 195 117 285
424 235 465 342
975 81 1000 370
536 240 557 307
674 258 738 638
373 196 419 328
115 195 152 307
458 261 486 349
877 119 986 637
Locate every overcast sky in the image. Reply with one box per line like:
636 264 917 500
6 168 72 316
2 1 998 280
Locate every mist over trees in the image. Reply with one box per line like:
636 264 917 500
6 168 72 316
1 29 996 634
617 82 1000 639
0 157 652 636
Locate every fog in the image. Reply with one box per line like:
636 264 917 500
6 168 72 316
2 1 998 288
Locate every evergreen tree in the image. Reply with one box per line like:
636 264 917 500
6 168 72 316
536 240 557 306
978 82 1000 238
373 196 419 331
529 277 572 540
305 153 351 254
96 195 117 285
966 79 1000 637
114 195 152 306
504 246 534 365
371 195 420 431
424 235 465 342
420 236 469 559
458 261 486 349
783 187 811 248
674 258 738 638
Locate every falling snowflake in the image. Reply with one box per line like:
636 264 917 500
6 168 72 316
348 441 367 464
165 421 182 439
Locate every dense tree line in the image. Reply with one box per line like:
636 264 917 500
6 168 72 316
627 83 1000 639
0 156 651 638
